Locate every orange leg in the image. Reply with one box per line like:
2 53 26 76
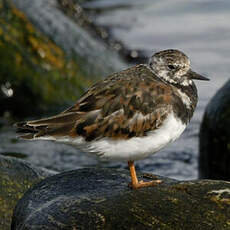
128 161 162 189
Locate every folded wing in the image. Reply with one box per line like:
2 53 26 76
16 65 174 141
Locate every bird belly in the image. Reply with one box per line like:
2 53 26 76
70 112 187 161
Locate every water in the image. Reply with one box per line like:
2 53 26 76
1 0 230 181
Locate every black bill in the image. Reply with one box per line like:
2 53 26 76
188 69 210 81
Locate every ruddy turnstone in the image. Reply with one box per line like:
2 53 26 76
16 49 209 189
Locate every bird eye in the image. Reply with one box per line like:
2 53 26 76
168 65 175 70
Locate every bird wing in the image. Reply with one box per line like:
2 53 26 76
16 65 177 141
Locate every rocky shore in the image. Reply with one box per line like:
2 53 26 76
11 168 230 230
1 0 230 229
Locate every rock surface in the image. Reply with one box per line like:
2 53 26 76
0 0 126 118
0 0 83 117
12 168 230 230
12 0 126 77
199 79 230 180
0 155 56 230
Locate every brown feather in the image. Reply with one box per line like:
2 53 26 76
16 64 194 141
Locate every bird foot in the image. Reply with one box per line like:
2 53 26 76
128 179 162 189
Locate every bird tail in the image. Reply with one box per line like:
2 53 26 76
15 112 79 140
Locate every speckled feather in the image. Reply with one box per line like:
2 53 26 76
16 64 197 141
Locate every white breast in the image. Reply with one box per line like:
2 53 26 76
68 112 187 161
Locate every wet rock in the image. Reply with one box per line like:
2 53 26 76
0 118 8 129
12 168 230 230
13 0 126 77
0 155 56 230
0 0 83 118
0 0 126 118
59 0 148 64
199 79 230 180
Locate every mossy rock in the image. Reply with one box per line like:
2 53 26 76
0 155 56 230
0 0 126 118
199 79 230 180
0 0 87 117
12 168 230 230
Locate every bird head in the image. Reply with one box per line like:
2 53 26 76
149 49 209 86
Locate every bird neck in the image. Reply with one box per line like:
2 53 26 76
171 82 198 124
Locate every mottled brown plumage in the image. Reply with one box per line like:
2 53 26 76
17 64 194 141
15 49 209 189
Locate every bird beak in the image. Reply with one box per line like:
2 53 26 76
188 69 210 81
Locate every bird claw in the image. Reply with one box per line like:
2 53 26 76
128 179 163 189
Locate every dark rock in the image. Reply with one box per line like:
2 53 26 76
12 168 230 230
0 118 8 129
0 155 56 230
199 79 230 180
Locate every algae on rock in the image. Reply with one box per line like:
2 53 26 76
0 0 95 118
0 155 55 230
11 168 230 230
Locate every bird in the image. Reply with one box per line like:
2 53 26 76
16 49 209 189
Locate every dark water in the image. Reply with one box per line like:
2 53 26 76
1 0 230 180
